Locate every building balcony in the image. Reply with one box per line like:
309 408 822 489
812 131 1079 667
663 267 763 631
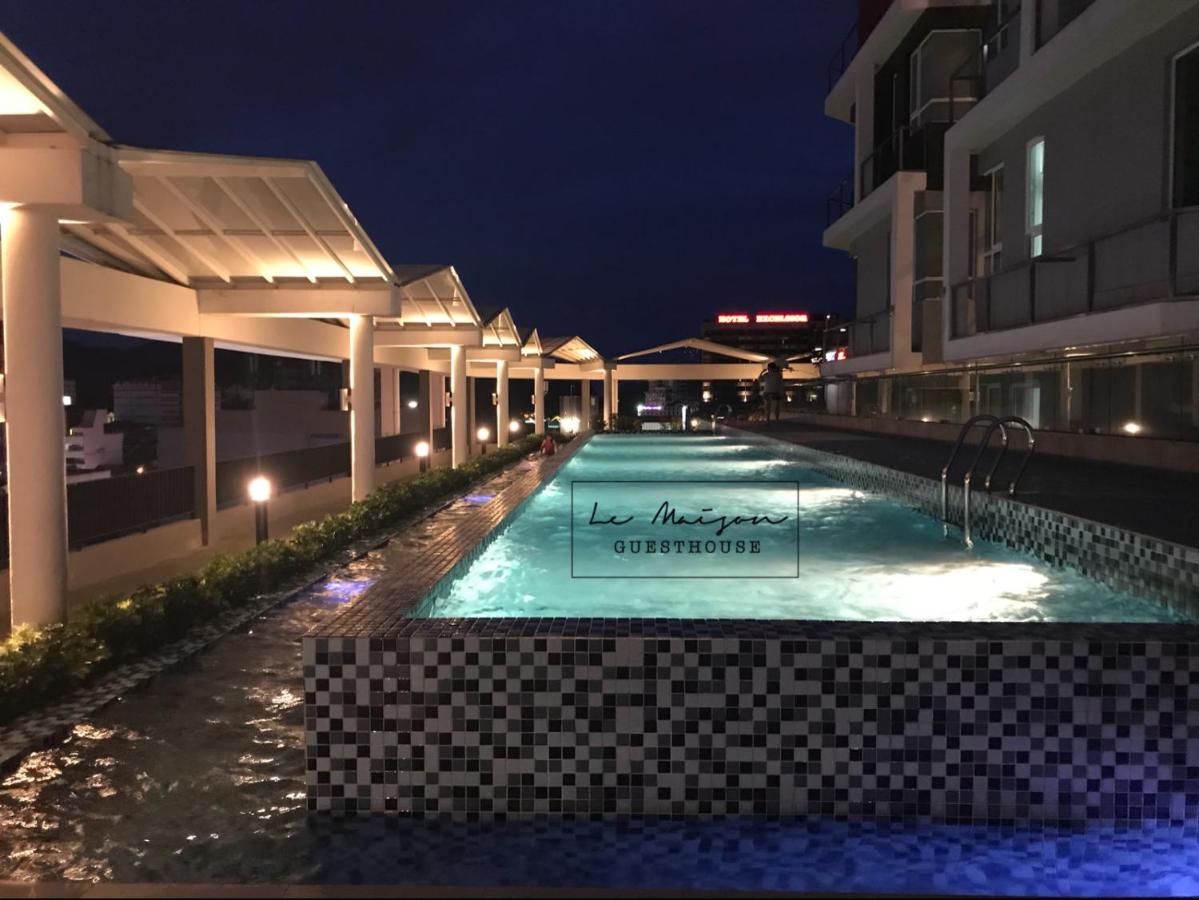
827 19 859 93
949 207 1199 340
822 310 893 374
947 1 1022 124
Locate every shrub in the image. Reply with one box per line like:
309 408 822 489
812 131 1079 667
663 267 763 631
0 434 545 726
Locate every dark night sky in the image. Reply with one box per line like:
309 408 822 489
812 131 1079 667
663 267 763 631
6 0 855 357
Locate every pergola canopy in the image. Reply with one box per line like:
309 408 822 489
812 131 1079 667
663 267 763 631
616 337 771 364
540 335 602 363
64 149 393 290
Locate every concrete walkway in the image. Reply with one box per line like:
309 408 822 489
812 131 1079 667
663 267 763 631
737 418 1199 549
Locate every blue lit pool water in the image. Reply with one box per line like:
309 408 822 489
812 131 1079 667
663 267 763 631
2 493 1197 894
421 435 1183 622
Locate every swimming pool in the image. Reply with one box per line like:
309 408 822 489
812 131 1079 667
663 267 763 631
307 432 1199 822
417 434 1182 623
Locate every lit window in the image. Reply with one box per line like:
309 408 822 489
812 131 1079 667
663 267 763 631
1026 137 1045 258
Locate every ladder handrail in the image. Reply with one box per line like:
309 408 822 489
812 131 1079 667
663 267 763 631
983 415 1036 496
941 415 1001 536
961 417 1007 549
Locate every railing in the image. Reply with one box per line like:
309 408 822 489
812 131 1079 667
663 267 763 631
857 123 949 201
827 19 858 92
433 426 452 451
951 207 1199 339
1037 0 1096 50
0 466 197 566
826 171 854 226
948 2 1022 124
823 310 891 361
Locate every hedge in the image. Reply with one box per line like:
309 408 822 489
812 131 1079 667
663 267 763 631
0 433 548 726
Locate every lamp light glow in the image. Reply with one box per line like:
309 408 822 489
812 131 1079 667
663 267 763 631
248 476 272 503
509 420 521 433
477 426 490 442
407 399 418 409
415 441 430 458
1122 421 1143 435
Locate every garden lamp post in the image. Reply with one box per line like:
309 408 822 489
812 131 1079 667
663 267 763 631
416 440 430 473
477 426 490 455
248 476 272 545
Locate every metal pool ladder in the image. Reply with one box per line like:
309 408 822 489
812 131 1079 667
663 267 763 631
941 415 1036 548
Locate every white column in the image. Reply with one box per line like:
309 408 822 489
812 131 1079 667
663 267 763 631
379 365 399 436
602 368 613 426
612 376 620 420
533 366 545 434
2 206 68 626
349 315 375 501
182 337 216 545
450 344 467 467
580 378 591 431
495 359 509 447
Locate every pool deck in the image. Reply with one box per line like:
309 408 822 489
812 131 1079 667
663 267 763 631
735 418 1199 550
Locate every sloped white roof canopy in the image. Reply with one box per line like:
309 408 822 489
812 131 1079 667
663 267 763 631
389 265 481 327
479 307 523 348
616 337 771 364
519 327 542 357
61 148 391 290
0 33 109 141
540 335 602 363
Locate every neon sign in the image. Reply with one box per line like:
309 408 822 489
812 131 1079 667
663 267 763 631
755 313 808 323
715 312 809 324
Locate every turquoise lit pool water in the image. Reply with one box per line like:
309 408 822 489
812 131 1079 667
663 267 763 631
420 435 1184 622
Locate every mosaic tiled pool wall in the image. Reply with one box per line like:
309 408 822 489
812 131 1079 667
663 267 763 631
306 432 1199 823
727 427 1199 620
305 621 1199 823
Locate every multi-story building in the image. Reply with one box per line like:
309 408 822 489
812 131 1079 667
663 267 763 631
699 311 836 363
820 0 1199 446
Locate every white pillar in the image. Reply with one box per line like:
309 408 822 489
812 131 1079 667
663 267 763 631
580 378 591 431
182 337 216 546
496 359 509 446
379 365 399 436
349 315 375 501
612 376 620 420
450 344 467 467
602 368 613 427
533 366 545 434
2 206 68 626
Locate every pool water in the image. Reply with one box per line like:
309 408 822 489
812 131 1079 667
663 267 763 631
1 551 1198 894
421 435 1183 622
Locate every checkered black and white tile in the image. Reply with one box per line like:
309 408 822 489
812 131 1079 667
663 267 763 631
304 625 1199 824
305 431 1199 824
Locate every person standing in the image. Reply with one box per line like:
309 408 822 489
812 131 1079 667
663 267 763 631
759 361 784 424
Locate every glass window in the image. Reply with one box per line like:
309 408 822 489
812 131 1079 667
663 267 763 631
980 166 1004 274
1026 137 1045 258
1173 43 1199 207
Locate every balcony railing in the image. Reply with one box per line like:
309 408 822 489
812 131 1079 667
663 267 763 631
950 207 1199 339
857 123 949 200
824 309 892 361
826 170 854 227
949 2 1022 124
1037 0 1096 50
827 19 859 92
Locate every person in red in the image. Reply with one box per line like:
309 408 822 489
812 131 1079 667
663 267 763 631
540 435 556 456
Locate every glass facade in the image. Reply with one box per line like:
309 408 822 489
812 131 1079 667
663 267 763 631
816 348 1199 442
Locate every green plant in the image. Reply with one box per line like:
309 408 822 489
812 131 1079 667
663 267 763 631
0 434 545 727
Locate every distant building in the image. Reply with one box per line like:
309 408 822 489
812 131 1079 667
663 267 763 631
113 379 182 426
699 312 836 363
